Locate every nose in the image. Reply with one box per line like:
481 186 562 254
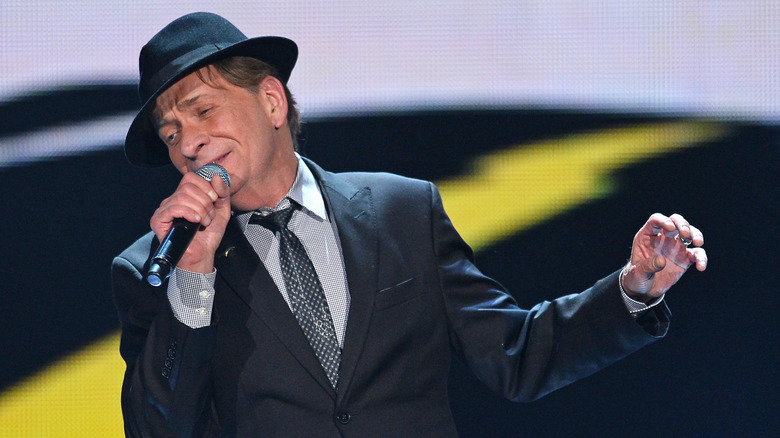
178 127 209 160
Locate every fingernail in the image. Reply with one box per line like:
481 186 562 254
208 190 218 202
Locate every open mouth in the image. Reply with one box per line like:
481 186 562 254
206 152 230 168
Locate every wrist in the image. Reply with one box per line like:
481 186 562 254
619 265 650 303
177 255 215 274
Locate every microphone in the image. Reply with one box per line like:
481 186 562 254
146 163 231 287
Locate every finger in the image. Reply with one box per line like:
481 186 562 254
155 201 208 225
646 213 676 236
168 184 218 223
150 202 206 242
688 224 704 247
689 247 708 271
669 213 692 240
180 172 227 207
210 173 231 199
180 171 219 202
158 180 221 227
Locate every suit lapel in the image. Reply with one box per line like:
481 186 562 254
213 160 380 401
307 160 378 403
215 218 337 398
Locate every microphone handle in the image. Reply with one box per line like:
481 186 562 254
146 218 200 286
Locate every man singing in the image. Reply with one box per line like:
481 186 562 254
113 12 707 437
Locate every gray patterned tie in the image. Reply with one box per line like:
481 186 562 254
250 205 341 389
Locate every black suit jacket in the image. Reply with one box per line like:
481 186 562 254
112 159 670 437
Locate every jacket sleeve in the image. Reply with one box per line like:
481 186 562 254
428 182 670 402
112 235 221 437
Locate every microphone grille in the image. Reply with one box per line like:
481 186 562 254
196 163 231 187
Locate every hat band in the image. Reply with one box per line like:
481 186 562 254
145 42 233 101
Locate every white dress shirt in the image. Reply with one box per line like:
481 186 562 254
167 155 351 346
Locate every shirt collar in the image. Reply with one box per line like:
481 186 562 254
288 153 327 219
236 154 326 231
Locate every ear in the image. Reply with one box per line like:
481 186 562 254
259 76 288 129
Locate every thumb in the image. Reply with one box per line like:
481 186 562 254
211 175 231 214
211 172 230 198
635 254 666 277
623 255 666 298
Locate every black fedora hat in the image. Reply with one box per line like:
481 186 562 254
124 12 298 167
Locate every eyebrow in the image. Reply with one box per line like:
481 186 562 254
153 94 203 128
178 94 203 110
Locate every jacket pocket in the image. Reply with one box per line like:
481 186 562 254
374 277 423 311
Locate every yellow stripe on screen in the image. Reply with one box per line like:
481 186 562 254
0 120 729 437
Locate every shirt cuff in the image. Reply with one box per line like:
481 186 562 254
619 268 664 315
167 267 217 329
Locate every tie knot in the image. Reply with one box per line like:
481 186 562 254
249 206 296 232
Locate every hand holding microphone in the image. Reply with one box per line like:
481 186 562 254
147 164 231 286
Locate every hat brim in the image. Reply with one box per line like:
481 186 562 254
124 36 298 167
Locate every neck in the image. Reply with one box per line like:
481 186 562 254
230 149 299 212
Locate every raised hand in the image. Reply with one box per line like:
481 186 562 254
621 213 707 302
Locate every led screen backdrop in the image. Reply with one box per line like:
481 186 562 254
1 1 778 436
3 1 780 119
